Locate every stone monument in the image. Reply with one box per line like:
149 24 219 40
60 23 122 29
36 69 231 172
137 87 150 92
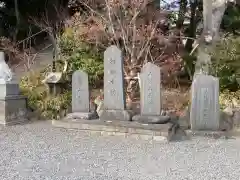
67 70 97 120
0 52 28 125
132 62 170 123
190 74 220 130
99 45 132 121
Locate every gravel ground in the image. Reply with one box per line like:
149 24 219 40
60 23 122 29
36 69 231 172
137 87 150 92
0 121 240 180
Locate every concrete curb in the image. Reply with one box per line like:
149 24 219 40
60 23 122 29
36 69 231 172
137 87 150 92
52 119 175 142
185 129 240 139
52 119 240 141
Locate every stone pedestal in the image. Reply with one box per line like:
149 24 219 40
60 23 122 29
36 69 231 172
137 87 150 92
0 51 28 126
132 115 170 124
99 109 132 121
0 82 28 126
0 83 19 96
0 95 28 126
66 112 98 120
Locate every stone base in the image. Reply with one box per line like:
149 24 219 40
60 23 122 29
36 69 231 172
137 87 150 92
185 130 229 139
66 112 98 120
132 114 170 124
0 95 28 126
0 83 19 98
99 109 133 121
52 119 186 142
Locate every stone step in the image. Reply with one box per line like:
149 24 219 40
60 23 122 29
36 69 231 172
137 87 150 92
52 119 188 142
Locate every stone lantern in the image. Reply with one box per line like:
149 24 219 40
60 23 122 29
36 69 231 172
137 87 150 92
42 61 66 96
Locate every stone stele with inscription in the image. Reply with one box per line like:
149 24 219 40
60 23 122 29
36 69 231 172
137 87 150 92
132 62 170 124
190 74 220 130
67 70 97 120
99 45 132 121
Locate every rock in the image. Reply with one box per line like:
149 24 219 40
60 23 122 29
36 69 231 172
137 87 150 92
178 107 190 130
161 110 167 116
90 101 98 112
96 101 104 115
170 127 189 141
127 102 140 114
165 110 176 116
219 111 233 131
66 112 98 120
167 122 189 141
132 115 170 124
178 117 190 130
99 109 133 121
232 98 239 107
223 107 234 117
169 114 179 123
232 109 240 127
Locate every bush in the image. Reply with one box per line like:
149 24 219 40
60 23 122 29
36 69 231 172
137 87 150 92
58 27 104 88
58 27 78 57
20 70 71 120
66 46 103 88
183 36 240 91
19 23 104 120
219 90 240 109
211 35 240 91
182 54 196 80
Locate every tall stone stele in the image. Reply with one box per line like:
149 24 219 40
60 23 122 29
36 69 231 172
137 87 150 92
190 74 220 130
132 62 170 124
0 52 28 125
99 45 132 121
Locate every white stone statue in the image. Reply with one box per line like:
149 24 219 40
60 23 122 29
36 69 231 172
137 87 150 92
0 52 13 84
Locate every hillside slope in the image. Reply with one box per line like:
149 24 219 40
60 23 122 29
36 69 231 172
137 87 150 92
12 44 54 81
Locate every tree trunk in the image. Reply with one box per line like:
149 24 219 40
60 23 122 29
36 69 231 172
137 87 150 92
14 0 20 42
48 33 58 61
194 0 227 77
185 0 198 52
176 0 188 29
175 0 188 41
125 59 139 109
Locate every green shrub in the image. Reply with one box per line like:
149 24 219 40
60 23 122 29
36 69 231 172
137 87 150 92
58 29 104 88
220 90 240 109
67 47 103 88
20 71 71 120
211 35 240 91
182 54 196 79
182 36 240 91
19 26 104 120
58 28 78 57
